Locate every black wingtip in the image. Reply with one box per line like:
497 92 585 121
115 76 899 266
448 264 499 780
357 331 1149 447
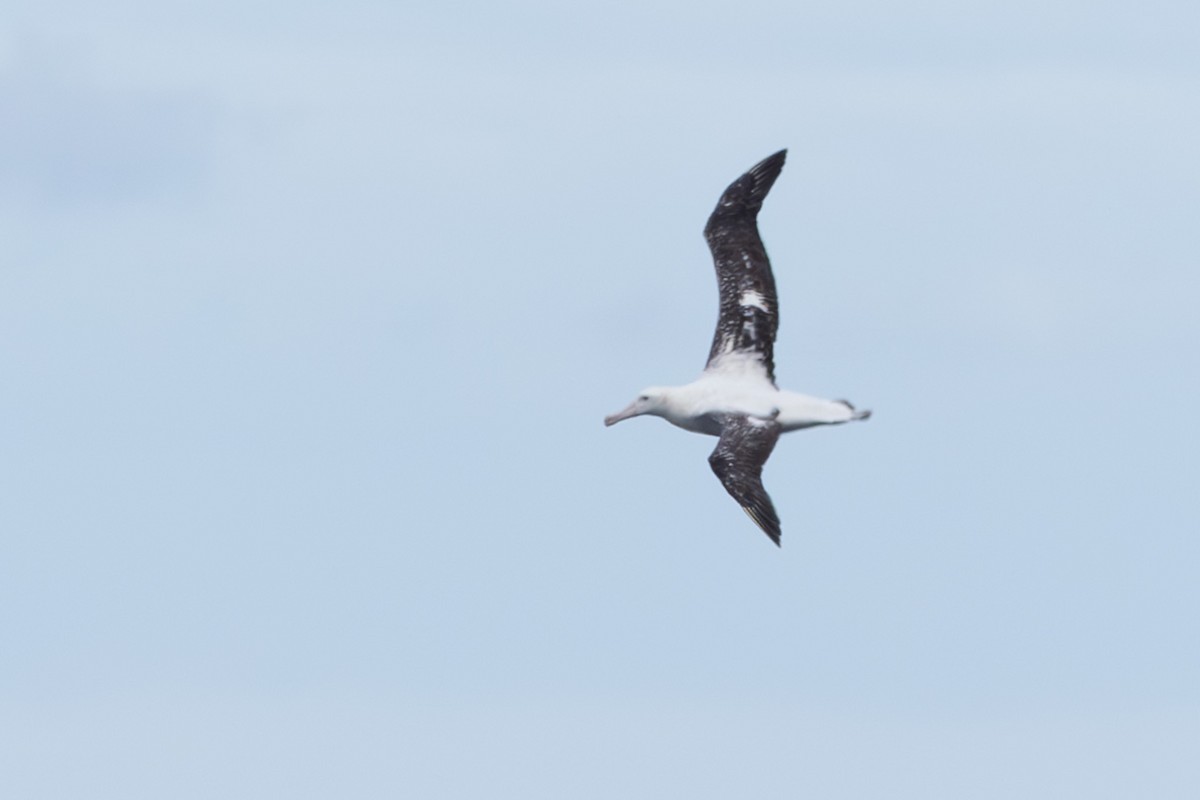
742 149 787 208
742 505 783 547
753 149 788 179
707 149 789 227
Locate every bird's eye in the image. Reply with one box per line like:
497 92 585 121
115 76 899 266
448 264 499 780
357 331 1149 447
638 395 649 401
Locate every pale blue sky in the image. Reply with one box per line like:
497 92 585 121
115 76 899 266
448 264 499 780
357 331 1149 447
2 2 1198 797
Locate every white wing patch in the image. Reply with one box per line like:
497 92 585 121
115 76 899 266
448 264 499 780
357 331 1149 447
740 289 769 312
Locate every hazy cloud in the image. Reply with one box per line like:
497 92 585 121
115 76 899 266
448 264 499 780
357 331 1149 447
0 43 216 207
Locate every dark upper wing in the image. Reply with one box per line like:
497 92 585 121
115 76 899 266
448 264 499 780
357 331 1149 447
703 149 786 385
707 415 783 546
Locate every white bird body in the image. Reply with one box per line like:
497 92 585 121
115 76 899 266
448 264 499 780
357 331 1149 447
636 375 865 437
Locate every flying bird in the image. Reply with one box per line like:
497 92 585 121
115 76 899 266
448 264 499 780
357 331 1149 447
604 149 870 546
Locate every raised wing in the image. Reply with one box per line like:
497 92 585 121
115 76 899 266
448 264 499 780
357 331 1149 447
707 415 783 546
703 149 786 385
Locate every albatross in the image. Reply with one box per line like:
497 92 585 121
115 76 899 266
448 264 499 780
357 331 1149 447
604 149 870 546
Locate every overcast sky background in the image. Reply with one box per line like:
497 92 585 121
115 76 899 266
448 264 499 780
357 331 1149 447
3 2 1198 797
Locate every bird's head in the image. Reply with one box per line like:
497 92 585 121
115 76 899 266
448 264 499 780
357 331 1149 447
604 388 667 427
